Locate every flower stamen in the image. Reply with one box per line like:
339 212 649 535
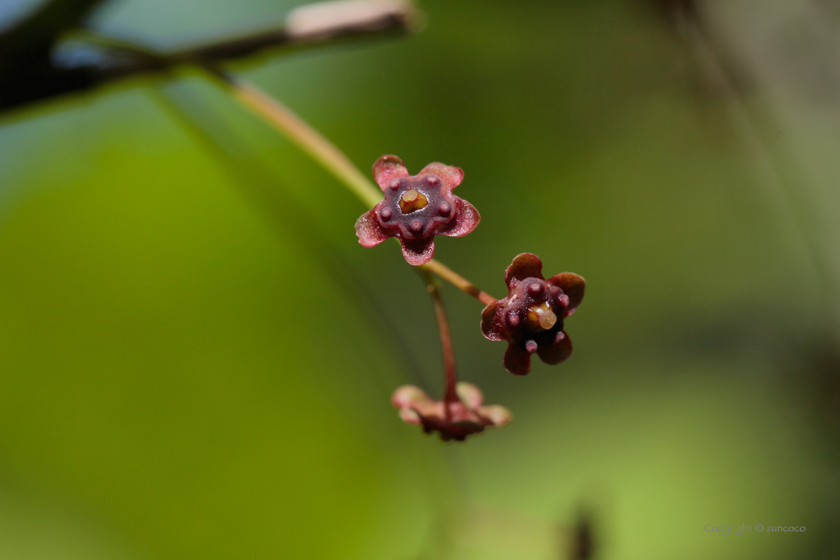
526 301 557 331
399 189 429 213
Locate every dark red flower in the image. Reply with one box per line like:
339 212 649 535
355 155 480 265
481 253 585 375
392 383 511 442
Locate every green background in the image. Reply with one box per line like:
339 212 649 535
1 0 838 558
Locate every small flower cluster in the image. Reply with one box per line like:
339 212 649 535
355 155 479 265
392 383 511 442
356 156 586 441
481 253 585 376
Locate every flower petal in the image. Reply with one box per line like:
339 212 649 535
503 343 532 375
392 385 431 408
505 253 544 287
417 162 464 190
440 199 480 238
398 408 422 425
372 155 409 190
480 300 506 341
548 273 586 315
456 382 484 409
400 237 435 266
536 332 573 365
477 404 512 427
355 210 390 247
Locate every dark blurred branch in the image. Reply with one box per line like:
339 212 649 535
650 0 700 27
0 0 107 58
566 509 595 560
0 0 417 115
0 0 110 113
643 0 748 95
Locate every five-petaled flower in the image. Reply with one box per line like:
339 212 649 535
481 253 585 375
392 382 511 442
355 155 480 265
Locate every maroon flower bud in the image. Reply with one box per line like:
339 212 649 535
481 253 585 375
392 382 511 442
355 155 481 265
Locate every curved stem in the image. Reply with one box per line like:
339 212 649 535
419 268 459 408
421 260 497 305
206 66 383 208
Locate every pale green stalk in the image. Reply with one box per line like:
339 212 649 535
210 68 382 208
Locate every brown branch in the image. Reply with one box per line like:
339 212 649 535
0 0 417 115
0 0 107 58
0 0 110 112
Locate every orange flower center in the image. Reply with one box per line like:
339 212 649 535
526 302 557 331
399 189 428 213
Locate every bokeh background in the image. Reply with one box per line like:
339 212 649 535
2 0 840 558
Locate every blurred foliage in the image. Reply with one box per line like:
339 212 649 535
1 0 840 559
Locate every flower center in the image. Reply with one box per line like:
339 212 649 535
399 189 428 213
526 301 557 331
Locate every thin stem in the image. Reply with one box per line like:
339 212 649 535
419 268 459 407
421 260 497 305
206 67 382 208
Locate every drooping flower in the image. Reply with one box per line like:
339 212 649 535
481 253 585 375
392 382 511 442
355 155 480 265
